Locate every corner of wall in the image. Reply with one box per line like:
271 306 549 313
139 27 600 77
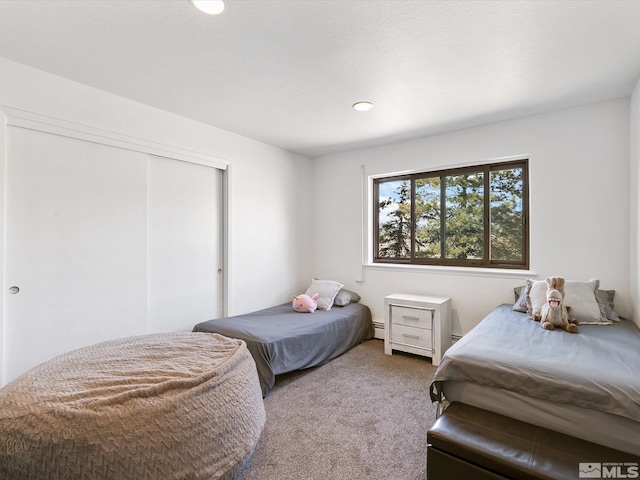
630 76 640 329
0 111 6 385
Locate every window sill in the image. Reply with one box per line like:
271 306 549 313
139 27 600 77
363 262 537 279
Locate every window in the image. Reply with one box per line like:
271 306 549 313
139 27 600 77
374 159 528 269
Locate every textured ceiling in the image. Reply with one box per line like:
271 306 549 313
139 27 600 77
0 0 639 158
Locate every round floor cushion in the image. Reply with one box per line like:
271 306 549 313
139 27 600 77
0 332 265 480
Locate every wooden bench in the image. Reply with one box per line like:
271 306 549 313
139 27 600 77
427 402 640 480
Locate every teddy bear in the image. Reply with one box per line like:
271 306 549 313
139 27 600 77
539 276 579 333
292 293 319 313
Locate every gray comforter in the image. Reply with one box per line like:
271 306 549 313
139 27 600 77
430 304 640 423
193 302 374 396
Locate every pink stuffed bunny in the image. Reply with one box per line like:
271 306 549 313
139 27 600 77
293 293 318 313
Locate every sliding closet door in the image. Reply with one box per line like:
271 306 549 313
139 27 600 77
147 155 223 332
4 126 148 383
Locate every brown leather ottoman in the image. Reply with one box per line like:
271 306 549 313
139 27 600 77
427 402 640 480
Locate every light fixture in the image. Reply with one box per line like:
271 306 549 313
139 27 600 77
352 101 374 112
190 0 227 15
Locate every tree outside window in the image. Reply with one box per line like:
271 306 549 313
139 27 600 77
374 159 528 269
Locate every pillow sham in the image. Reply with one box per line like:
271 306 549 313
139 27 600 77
333 288 361 307
305 279 344 311
525 278 611 325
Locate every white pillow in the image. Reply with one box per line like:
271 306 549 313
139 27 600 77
564 279 611 325
525 278 610 325
305 279 343 311
525 279 546 319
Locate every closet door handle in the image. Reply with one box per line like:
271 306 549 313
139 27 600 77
8 286 20 294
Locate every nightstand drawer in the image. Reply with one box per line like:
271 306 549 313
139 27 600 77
391 324 433 350
391 305 433 329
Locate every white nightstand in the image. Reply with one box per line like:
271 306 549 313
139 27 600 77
384 293 452 366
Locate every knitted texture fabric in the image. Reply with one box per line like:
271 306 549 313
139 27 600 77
0 332 265 480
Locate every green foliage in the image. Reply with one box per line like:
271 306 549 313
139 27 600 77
378 180 411 258
377 166 524 264
415 177 441 257
490 168 523 261
444 173 484 260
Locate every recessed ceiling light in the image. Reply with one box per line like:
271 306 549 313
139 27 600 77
352 101 374 112
190 0 227 15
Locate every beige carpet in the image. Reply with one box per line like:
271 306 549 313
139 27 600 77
237 338 439 480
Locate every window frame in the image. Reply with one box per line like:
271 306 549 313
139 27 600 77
373 159 529 269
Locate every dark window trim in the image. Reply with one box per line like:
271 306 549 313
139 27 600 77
373 159 529 269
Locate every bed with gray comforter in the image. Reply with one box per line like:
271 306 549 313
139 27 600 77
193 302 374 396
430 304 640 454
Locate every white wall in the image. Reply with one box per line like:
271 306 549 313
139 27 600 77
630 77 640 330
312 99 631 335
1 56 634 350
0 57 313 318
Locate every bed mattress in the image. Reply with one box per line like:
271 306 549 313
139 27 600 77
193 302 374 396
430 304 640 454
0 332 265 480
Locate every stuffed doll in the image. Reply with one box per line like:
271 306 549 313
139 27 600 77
539 276 579 333
292 293 318 313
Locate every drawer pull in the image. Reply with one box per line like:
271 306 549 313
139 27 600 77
402 333 420 340
402 315 420 321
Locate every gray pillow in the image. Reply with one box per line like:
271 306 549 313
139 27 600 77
333 289 361 307
596 289 620 321
512 285 528 313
